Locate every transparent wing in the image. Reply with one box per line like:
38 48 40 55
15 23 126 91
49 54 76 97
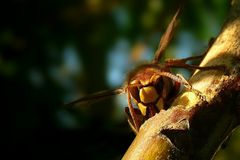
65 88 124 108
152 7 181 64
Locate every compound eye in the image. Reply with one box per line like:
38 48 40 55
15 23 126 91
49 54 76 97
128 86 140 102
155 77 163 94
162 77 173 98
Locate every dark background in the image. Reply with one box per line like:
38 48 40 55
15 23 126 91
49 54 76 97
2 0 239 159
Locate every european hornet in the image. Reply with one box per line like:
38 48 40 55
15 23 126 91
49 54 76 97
66 8 224 133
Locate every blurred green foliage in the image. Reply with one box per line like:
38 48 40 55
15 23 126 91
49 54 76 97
2 0 239 159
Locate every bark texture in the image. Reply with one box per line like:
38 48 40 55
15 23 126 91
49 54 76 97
122 1 240 159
